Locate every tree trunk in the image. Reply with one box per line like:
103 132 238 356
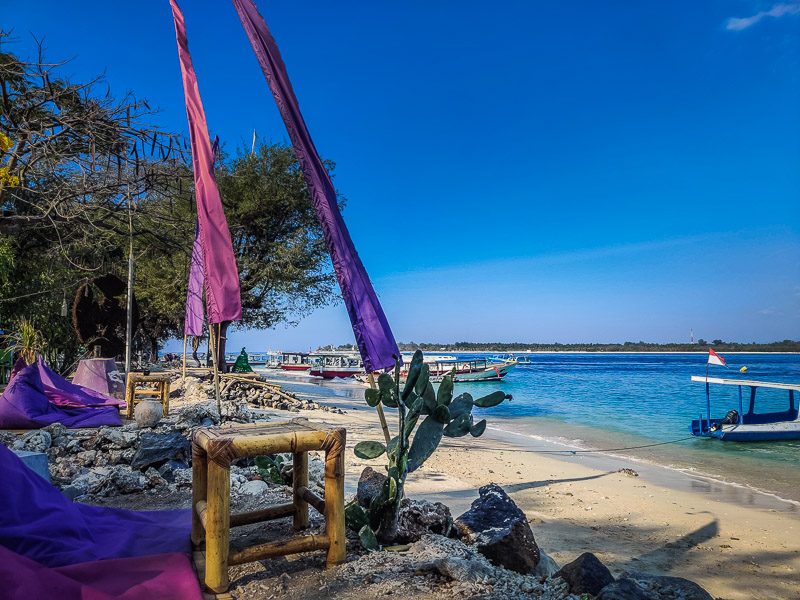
213 321 230 374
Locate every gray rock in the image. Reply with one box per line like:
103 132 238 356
432 557 495 583
130 432 190 469
174 403 220 431
104 465 147 494
134 399 163 428
455 483 540 574
13 430 52 453
597 570 713 600
596 578 652 600
534 548 560 579
42 422 67 442
69 467 113 496
75 450 97 466
357 466 387 508
157 459 189 482
554 552 615 596
396 498 458 543
241 480 269 495
101 427 138 449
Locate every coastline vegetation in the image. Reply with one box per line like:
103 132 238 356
397 340 800 353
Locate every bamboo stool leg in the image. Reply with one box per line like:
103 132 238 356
125 374 136 419
292 451 308 530
161 381 170 417
324 441 346 567
205 459 231 593
191 447 208 546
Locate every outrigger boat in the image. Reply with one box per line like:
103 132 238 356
404 357 516 383
689 376 800 441
309 353 363 379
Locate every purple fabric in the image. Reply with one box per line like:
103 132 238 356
40 358 124 408
0 547 202 600
231 0 400 372
171 0 242 325
184 222 205 336
0 442 192 567
0 363 122 429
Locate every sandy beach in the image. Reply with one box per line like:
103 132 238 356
265 373 800 600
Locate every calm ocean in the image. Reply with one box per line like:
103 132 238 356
458 353 800 504
260 352 800 504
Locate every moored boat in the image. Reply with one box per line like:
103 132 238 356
309 353 363 379
689 376 800 441
405 357 516 383
279 352 312 372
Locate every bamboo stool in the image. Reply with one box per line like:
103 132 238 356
124 372 171 419
191 419 346 593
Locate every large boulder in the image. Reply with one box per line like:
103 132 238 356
356 466 387 508
396 498 458 543
597 570 713 600
455 483 540 574
130 432 191 469
554 552 615 596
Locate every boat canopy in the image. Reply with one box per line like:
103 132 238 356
691 376 800 392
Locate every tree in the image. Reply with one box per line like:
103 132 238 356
1 36 341 365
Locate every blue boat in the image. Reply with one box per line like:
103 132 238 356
689 376 800 441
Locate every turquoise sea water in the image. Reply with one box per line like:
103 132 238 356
259 352 800 504
456 353 800 503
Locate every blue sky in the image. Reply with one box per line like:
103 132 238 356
4 1 799 348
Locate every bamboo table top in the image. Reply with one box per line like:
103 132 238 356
192 418 344 465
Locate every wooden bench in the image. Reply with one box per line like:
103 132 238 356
191 419 346 593
124 372 171 419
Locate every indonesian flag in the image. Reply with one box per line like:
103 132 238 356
708 348 726 367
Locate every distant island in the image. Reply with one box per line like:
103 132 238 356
381 340 800 353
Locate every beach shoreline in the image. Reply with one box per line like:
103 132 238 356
260 369 800 600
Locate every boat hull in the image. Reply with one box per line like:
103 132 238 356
690 419 800 441
309 368 362 379
280 364 311 372
429 362 515 383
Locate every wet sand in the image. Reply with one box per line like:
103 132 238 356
261 370 800 600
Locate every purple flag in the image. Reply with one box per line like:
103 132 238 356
171 0 242 324
184 222 204 336
232 0 399 372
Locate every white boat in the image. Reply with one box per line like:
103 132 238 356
689 376 800 441
403 357 515 383
279 352 312 372
309 353 364 379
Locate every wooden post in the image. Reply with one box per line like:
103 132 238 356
367 372 391 444
191 446 208 546
161 378 170 417
293 451 309 530
124 373 136 420
324 432 346 568
205 458 230 593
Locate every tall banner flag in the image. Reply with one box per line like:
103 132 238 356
231 0 399 372
184 222 204 336
708 348 726 367
171 0 242 324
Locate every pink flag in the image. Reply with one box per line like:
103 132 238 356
707 348 726 367
171 0 242 324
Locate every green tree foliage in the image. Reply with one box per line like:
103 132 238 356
0 38 339 364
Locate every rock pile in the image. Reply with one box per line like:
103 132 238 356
182 376 344 414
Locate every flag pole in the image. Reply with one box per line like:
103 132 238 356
210 324 222 414
182 334 188 382
367 372 391 444
705 353 711 432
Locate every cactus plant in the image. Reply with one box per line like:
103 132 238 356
347 350 511 547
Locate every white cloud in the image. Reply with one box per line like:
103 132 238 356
726 2 800 30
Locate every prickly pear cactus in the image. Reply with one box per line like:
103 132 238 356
347 350 511 547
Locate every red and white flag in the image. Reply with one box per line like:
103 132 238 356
708 348 726 367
